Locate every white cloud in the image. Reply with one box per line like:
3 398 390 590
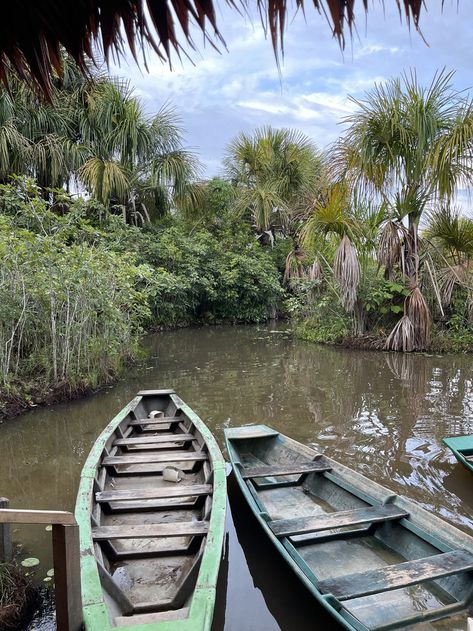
109 1 473 197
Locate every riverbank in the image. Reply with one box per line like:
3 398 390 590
0 381 107 423
294 318 473 354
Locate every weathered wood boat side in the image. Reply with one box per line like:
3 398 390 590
225 425 473 631
443 434 473 475
75 390 226 631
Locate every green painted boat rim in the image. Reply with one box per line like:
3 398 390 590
75 391 226 631
443 434 473 474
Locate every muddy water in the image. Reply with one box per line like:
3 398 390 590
1 324 473 629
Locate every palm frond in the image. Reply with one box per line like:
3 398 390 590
333 235 360 312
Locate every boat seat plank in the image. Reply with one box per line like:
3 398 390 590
270 504 408 537
114 433 195 446
115 608 189 626
103 451 207 466
97 484 212 503
318 549 473 601
464 455 473 462
129 417 183 426
241 461 331 479
92 521 209 539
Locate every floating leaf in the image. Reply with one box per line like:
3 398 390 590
21 557 40 567
43 576 52 583
47 569 54 577
45 525 52 532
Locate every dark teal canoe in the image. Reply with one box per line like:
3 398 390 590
225 424 473 631
443 434 473 475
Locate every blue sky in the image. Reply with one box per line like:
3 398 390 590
110 2 473 179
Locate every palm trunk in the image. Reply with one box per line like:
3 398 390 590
406 213 420 282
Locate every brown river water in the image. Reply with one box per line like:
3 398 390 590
1 323 473 630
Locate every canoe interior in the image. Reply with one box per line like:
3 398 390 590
226 426 473 631
81 390 223 629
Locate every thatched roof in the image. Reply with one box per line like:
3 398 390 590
1 1 423 97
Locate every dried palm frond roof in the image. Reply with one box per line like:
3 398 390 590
0 1 425 97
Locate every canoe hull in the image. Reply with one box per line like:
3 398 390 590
225 425 473 631
76 390 226 631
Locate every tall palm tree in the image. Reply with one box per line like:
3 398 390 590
0 62 200 218
225 126 323 238
332 70 473 350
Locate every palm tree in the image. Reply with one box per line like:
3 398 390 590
225 126 323 239
77 80 200 214
0 64 200 218
332 70 473 350
425 206 473 309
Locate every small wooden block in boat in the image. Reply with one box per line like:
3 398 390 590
318 549 473 601
102 451 207 466
97 484 212 503
241 461 331 479
129 417 183 426
114 433 195 446
92 521 209 540
270 504 408 537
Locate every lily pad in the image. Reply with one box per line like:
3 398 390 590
47 569 54 577
21 557 40 568
43 576 53 583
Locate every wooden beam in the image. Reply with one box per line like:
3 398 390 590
0 508 76 525
129 417 182 426
92 521 209 540
114 433 194 446
103 451 207 466
318 550 473 601
270 504 408 537
137 389 175 395
52 523 83 631
115 608 189 626
97 483 212 503
0 498 12 561
241 461 331 479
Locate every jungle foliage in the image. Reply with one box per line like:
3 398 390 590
0 176 283 413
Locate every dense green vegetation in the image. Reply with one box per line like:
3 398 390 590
288 71 473 353
0 176 283 415
2 63 473 417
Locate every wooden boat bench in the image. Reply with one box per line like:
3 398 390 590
92 521 209 540
318 549 473 601
240 461 331 479
113 434 196 446
102 451 208 466
270 504 409 537
129 416 185 426
96 484 212 503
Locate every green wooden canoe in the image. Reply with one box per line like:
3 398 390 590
443 434 473 475
225 424 473 631
75 389 226 631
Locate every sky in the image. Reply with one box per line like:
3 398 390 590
110 2 473 182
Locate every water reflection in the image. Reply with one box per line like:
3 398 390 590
1 324 473 627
